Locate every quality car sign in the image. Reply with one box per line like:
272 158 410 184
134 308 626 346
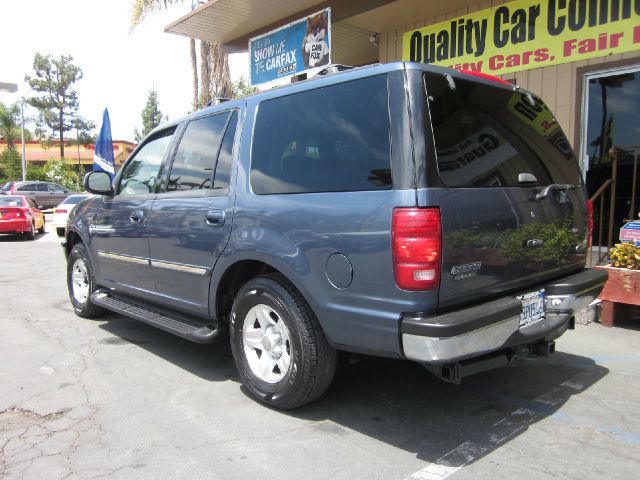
250 8 331 86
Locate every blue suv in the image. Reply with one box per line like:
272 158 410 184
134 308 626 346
64 62 607 409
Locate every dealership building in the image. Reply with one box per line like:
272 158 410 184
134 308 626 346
166 0 640 231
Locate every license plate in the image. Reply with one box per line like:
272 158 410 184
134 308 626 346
517 289 545 327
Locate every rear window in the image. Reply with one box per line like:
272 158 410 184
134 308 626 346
62 195 90 205
424 73 580 187
1 183 13 191
0 196 24 206
251 75 391 194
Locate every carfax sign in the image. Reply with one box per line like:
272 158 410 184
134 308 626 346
620 221 640 246
403 0 640 76
250 8 331 85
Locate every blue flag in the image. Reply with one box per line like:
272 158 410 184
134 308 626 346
93 108 115 177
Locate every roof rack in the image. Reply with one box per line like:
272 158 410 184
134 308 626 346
206 97 230 107
314 64 354 77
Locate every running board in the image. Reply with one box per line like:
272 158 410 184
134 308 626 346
91 289 219 344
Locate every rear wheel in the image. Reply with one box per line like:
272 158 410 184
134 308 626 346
56 227 65 237
38 219 45 234
23 222 35 241
230 274 337 410
67 243 106 318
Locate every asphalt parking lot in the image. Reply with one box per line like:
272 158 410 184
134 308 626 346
1 225 639 480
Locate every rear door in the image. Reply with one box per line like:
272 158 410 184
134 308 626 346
145 110 239 316
420 72 587 309
46 183 69 208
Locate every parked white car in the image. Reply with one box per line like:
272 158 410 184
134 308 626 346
53 194 92 237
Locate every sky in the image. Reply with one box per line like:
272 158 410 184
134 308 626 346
0 0 249 142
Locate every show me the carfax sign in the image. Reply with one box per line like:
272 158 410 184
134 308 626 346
250 8 331 85
403 0 640 76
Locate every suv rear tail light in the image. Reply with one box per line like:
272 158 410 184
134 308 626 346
55 209 68 214
392 208 441 291
459 70 513 86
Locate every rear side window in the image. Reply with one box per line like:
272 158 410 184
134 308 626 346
214 111 238 191
16 183 36 192
251 75 391 194
167 112 230 191
425 73 580 187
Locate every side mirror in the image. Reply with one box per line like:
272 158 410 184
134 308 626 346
84 171 114 196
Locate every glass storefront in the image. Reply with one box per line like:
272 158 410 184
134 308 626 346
582 66 640 232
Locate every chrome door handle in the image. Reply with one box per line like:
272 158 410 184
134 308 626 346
205 210 225 226
130 210 145 223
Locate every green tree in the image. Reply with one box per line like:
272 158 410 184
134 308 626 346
232 76 258 98
27 163 47 181
25 53 84 159
0 101 22 149
134 89 165 141
0 147 22 181
44 158 78 190
130 0 233 110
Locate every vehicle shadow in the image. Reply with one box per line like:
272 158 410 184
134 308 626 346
98 313 238 383
292 352 608 466
0 232 47 242
98 314 608 468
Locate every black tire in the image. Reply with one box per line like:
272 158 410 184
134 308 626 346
230 273 337 410
23 223 35 241
56 227 65 237
67 243 107 318
38 221 46 234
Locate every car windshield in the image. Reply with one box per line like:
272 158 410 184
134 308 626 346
0 196 24 206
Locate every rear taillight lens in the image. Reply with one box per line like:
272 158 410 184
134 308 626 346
586 199 594 248
55 209 68 214
392 207 441 291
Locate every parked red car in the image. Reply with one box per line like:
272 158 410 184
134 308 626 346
0 195 45 240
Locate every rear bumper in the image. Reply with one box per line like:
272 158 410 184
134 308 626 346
401 268 608 363
0 218 31 233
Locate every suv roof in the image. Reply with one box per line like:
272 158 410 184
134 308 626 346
144 62 518 140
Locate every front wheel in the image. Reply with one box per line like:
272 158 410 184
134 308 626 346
67 243 106 318
230 274 337 410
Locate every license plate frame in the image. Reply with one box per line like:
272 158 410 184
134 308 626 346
517 289 545 328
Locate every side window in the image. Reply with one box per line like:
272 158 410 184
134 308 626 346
16 184 35 192
36 184 49 192
48 183 64 193
251 75 391 194
424 73 579 187
119 129 175 195
213 111 238 190
167 113 229 191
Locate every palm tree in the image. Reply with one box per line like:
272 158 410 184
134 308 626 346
0 101 22 150
130 0 233 110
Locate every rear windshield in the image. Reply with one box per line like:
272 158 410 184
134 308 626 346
62 195 89 205
424 73 581 187
1 183 13 191
0 196 24 206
